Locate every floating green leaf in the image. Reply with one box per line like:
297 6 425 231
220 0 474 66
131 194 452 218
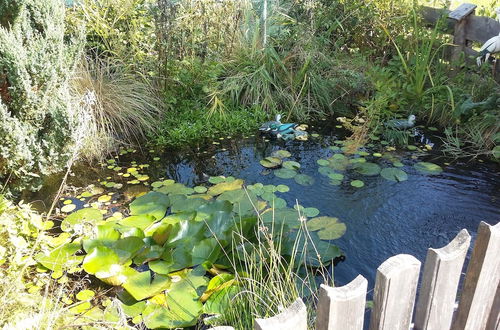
354 162 381 176
327 173 344 181
380 168 408 182
294 174 315 186
260 157 282 169
130 192 170 220
274 168 297 179
350 180 364 188
414 162 443 175
317 159 329 166
303 207 320 217
306 216 346 240
272 150 291 158
208 179 244 196
61 208 103 232
282 161 301 170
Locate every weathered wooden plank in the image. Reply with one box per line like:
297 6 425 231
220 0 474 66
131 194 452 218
448 3 477 21
369 254 421 330
420 6 455 32
467 15 500 44
486 281 500 330
414 229 471 330
316 275 368 330
254 297 307 330
452 221 500 330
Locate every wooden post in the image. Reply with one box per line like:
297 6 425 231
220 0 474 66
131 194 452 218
369 254 421 330
414 229 471 330
486 281 500 330
254 297 307 330
316 275 368 330
452 221 500 330
448 3 477 63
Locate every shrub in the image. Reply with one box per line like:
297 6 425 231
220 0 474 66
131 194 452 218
0 0 83 193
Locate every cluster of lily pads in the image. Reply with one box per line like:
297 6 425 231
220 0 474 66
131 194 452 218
316 140 443 188
260 150 315 186
36 174 345 328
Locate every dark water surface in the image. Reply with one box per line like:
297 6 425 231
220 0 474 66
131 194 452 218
28 126 500 291
151 130 500 289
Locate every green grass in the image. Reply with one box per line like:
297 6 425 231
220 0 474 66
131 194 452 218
152 103 269 148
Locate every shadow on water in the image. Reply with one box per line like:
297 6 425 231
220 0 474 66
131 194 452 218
27 125 500 292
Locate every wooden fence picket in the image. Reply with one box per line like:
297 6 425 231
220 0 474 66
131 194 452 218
254 297 308 330
369 254 421 330
316 275 367 330
452 221 500 330
213 222 499 330
414 229 471 330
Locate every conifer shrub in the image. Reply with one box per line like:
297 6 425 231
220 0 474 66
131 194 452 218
0 0 83 193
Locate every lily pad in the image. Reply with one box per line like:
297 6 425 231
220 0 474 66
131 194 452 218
303 207 320 217
130 192 170 220
350 180 364 188
354 162 381 176
380 168 408 182
306 216 346 240
61 204 76 213
413 162 443 175
208 179 244 196
294 174 315 186
274 168 297 179
194 186 208 193
272 150 292 158
260 157 282 169
327 173 344 181
282 161 301 170
276 184 290 193
317 159 329 166
61 208 103 232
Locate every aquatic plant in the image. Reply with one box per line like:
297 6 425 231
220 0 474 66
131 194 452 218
35 175 345 328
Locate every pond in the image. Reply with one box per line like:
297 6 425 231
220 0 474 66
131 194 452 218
26 123 500 326
33 125 497 286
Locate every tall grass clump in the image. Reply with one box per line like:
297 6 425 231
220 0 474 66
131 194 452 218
211 206 332 329
71 57 162 161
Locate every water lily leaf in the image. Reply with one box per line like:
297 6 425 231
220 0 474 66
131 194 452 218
149 260 173 275
294 174 314 186
208 176 225 184
272 150 291 158
393 161 404 167
119 299 146 318
317 159 329 166
282 161 301 170
262 208 301 228
350 180 364 188
61 208 103 232
407 145 418 151
203 283 240 315
142 270 206 329
305 216 347 240
327 173 344 181
192 238 221 265
380 168 408 182
318 166 336 176
414 162 443 175
157 183 194 196
329 179 342 186
130 192 170 220
276 184 290 192
121 215 157 231
303 207 320 217
349 157 366 164
35 242 83 272
98 195 112 203
354 162 381 176
194 186 207 193
328 154 349 171
170 195 207 213
208 179 244 196
113 237 144 262
82 246 122 279
274 168 297 179
76 290 95 301
123 270 171 301
61 204 76 213
260 157 282 169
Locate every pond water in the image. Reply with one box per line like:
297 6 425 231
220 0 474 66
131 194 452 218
147 128 500 289
28 125 500 291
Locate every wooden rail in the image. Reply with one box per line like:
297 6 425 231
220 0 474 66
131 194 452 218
421 3 500 77
210 221 500 330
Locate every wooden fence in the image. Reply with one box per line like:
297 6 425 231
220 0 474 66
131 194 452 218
211 221 500 330
421 3 500 78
